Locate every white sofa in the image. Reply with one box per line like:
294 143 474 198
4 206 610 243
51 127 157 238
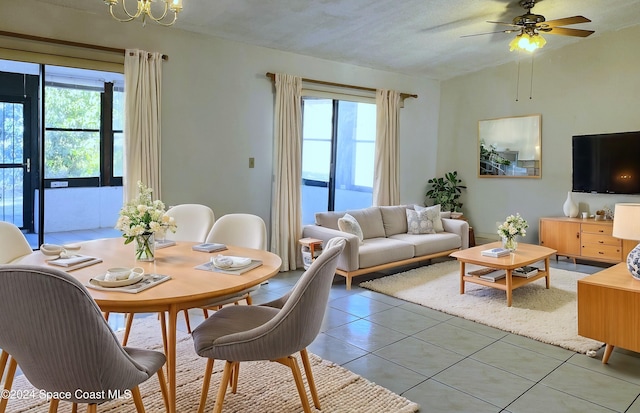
302 205 469 289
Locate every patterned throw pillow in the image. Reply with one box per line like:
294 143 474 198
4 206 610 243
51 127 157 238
414 204 444 232
338 213 364 244
406 208 436 234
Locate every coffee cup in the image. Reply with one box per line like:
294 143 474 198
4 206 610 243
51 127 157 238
581 212 588 219
105 267 144 281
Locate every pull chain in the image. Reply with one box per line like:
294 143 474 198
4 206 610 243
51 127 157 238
515 59 521 102
529 54 535 100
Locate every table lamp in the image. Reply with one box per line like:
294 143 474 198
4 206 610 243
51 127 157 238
612 203 640 280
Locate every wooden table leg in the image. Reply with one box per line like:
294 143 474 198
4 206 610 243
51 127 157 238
544 257 551 289
459 261 466 294
602 344 615 364
167 305 178 413
506 269 513 307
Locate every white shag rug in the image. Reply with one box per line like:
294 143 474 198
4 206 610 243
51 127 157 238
7 317 419 413
360 260 603 354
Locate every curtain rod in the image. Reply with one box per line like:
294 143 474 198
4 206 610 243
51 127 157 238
266 72 417 100
0 30 169 61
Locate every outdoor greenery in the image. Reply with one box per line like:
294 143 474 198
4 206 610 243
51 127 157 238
425 171 466 212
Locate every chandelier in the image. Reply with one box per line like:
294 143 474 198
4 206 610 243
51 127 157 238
509 30 546 52
104 0 183 26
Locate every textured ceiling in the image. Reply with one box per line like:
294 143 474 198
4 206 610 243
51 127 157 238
36 0 640 80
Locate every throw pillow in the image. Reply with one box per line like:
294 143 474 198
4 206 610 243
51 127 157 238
406 208 436 235
338 213 364 244
414 204 444 232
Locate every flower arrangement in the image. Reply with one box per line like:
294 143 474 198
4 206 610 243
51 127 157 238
497 213 528 251
115 181 176 259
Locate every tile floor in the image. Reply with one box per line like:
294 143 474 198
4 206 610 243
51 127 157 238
15 229 640 412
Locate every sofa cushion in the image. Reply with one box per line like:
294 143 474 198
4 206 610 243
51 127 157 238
406 208 436 234
414 204 444 232
337 213 364 244
358 237 415 268
347 207 386 239
390 232 462 256
379 205 409 236
315 210 345 230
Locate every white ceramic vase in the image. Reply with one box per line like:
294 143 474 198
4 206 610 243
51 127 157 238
562 191 579 218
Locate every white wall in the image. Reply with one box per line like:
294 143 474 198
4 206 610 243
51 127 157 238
2 0 440 235
438 25 640 243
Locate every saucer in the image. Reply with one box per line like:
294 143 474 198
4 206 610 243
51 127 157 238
91 273 144 288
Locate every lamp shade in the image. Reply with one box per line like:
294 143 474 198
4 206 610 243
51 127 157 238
612 203 640 241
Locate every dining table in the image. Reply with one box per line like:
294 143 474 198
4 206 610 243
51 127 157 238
17 237 282 413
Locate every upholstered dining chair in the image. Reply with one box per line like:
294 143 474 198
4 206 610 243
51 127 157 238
0 221 33 264
191 237 345 413
165 203 216 242
200 213 268 314
0 221 32 412
0 265 168 413
119 203 216 342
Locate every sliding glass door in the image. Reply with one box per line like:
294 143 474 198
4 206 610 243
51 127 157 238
301 97 376 225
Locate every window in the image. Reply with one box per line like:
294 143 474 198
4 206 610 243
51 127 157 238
301 97 376 224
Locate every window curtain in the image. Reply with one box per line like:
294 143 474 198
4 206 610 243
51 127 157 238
270 73 302 271
373 89 401 206
123 49 163 201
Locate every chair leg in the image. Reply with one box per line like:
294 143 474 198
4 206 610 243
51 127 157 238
245 294 253 306
275 356 312 413
71 403 77 413
0 350 8 382
131 386 145 413
87 404 98 413
103 312 110 321
183 309 192 334
213 361 235 413
47 398 59 413
202 308 209 319
0 356 17 413
230 363 239 393
299 349 320 409
156 364 169 413
159 312 168 355
197 359 214 413
122 312 135 345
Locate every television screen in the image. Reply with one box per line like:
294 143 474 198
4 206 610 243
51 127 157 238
572 131 640 194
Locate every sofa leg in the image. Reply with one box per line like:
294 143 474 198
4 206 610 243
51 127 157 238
345 275 352 290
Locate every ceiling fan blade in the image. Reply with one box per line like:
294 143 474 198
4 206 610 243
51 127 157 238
544 27 595 37
487 20 521 28
541 16 591 28
461 29 517 38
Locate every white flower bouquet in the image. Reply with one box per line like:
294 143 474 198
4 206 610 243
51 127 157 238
497 213 528 240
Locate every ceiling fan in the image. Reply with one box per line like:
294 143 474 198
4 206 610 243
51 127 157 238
464 0 595 52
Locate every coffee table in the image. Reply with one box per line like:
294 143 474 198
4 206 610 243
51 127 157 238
450 242 557 307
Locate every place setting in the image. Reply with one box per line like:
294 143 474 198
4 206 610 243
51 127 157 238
87 266 171 293
196 254 263 275
41 243 103 270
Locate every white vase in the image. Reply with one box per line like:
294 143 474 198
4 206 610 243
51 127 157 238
562 191 578 218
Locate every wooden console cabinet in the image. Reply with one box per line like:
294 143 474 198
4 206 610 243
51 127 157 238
578 263 640 363
539 217 637 264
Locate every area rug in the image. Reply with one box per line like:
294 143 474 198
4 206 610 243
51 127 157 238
5 317 419 413
360 260 603 354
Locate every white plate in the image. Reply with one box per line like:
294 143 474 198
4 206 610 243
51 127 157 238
213 261 253 270
91 273 144 288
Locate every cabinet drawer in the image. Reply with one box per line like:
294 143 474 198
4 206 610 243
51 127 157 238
582 223 613 235
581 232 621 247
581 244 621 261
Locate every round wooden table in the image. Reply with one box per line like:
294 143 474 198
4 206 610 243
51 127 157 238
17 237 282 413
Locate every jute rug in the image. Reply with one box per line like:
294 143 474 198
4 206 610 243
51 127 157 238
360 260 603 354
6 317 418 413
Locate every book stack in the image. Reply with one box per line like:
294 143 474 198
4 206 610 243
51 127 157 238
192 243 227 253
513 266 539 278
480 247 510 258
478 269 506 282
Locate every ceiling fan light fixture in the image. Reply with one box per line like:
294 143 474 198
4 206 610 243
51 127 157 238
509 32 546 52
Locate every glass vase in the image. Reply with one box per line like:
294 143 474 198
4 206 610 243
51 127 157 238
502 236 518 252
135 232 155 262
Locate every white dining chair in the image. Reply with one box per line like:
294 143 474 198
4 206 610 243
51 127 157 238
202 213 268 312
164 204 215 242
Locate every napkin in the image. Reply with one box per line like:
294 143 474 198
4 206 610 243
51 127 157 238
212 255 252 269
48 255 94 267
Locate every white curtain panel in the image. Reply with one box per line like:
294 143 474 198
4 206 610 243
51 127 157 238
123 49 163 202
270 73 302 271
373 89 401 206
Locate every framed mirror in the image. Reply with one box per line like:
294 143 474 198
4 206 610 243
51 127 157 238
478 114 541 178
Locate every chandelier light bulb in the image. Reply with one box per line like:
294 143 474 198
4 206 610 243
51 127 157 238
104 0 182 26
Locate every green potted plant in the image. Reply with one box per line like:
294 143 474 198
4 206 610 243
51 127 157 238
425 171 466 212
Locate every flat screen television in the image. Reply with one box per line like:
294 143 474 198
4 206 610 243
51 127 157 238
572 131 640 194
